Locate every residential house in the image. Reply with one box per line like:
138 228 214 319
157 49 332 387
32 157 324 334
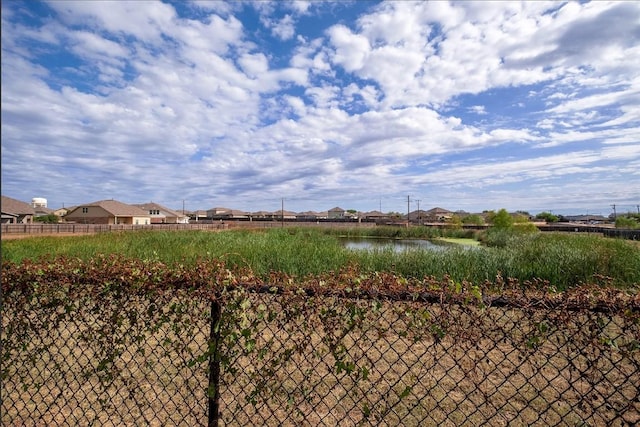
407 210 428 223
34 205 55 218
249 211 272 220
64 200 151 225
424 207 453 222
1 195 35 224
561 214 609 224
328 207 346 219
278 210 298 220
134 202 189 224
296 211 329 221
206 207 249 220
54 207 73 219
184 210 207 221
248 210 294 220
360 210 389 221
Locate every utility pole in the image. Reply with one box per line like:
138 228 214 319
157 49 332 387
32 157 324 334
611 204 617 220
407 195 410 227
415 199 421 224
281 198 285 228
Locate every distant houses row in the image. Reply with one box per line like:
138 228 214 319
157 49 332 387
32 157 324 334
1 195 613 226
1 195 465 225
1 196 188 225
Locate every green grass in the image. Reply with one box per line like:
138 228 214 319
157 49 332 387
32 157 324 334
2 228 639 289
437 237 481 247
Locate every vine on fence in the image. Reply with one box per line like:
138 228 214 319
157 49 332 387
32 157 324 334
2 254 640 425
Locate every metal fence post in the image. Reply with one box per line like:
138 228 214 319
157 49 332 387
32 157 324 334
208 299 221 427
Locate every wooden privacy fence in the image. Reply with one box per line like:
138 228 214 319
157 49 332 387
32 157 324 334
2 257 639 426
0 221 377 236
0 223 229 235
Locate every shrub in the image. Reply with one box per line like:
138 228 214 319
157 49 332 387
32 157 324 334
491 209 513 230
461 214 484 225
34 214 60 223
615 216 639 229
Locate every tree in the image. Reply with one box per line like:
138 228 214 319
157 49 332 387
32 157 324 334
448 215 463 229
461 214 484 225
34 214 59 223
491 209 513 230
535 212 559 223
615 216 640 229
513 213 530 224
484 210 496 223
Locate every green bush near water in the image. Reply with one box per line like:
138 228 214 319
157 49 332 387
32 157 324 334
2 227 639 290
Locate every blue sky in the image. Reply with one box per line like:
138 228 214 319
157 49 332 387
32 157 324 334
2 1 639 216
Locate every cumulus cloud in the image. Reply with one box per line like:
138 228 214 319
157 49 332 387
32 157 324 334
1 1 638 214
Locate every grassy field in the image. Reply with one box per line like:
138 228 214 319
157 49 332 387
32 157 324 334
2 227 639 289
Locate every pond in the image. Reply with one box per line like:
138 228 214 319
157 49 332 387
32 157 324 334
341 238 452 252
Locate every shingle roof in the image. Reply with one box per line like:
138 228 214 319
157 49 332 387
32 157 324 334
425 207 452 215
82 200 149 216
133 202 184 217
35 206 54 215
1 195 36 215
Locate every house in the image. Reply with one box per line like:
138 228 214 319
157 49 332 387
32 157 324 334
561 214 609 224
250 210 272 219
328 207 346 219
207 207 231 218
186 210 208 222
133 202 189 224
54 207 72 219
424 207 453 222
64 199 151 225
407 210 428 223
206 207 249 220
360 210 389 221
277 210 298 220
296 211 328 220
34 205 55 218
1 195 35 224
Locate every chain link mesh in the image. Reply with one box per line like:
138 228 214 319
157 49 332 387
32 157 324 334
3 290 639 426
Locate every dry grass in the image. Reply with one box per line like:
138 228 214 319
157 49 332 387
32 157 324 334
3 295 639 426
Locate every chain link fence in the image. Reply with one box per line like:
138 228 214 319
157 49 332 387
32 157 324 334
3 283 639 426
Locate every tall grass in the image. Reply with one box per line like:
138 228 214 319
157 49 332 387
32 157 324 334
321 226 476 239
2 228 639 289
0 229 350 277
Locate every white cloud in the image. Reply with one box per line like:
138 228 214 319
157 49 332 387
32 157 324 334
468 105 487 115
2 1 639 213
238 52 269 77
327 25 370 72
46 0 177 42
270 14 296 41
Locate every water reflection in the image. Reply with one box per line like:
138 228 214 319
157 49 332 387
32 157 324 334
341 238 449 252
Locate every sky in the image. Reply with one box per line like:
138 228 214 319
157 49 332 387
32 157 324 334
2 1 639 216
